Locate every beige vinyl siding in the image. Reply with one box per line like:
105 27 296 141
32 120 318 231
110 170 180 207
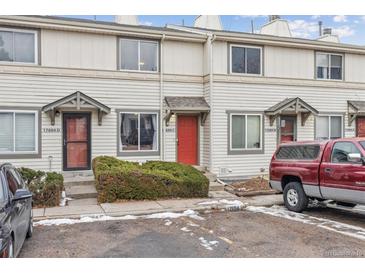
0 73 162 171
212 82 361 178
163 41 204 76
345 53 365 83
264 46 314 79
212 41 228 74
41 29 117 70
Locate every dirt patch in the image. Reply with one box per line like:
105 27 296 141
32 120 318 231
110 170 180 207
225 176 278 197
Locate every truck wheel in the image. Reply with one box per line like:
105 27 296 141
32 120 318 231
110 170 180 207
283 182 308 212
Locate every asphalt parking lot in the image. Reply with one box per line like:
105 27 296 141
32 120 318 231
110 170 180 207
19 205 365 258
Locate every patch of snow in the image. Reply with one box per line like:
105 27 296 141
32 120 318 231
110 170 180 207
198 237 219 251
187 221 199 227
180 227 191 232
59 191 73 207
164 220 172 226
246 205 365 241
34 209 203 227
198 199 245 208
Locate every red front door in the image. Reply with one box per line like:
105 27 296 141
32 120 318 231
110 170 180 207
63 113 91 171
280 116 296 143
177 115 198 165
356 117 365 137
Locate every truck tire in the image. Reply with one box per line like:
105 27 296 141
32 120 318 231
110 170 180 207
283 182 308 212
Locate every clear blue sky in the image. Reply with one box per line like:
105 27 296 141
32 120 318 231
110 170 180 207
62 15 365 45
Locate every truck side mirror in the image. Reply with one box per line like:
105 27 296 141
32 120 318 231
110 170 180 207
348 153 362 163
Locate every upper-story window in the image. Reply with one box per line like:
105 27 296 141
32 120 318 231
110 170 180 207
230 44 262 75
0 28 38 64
316 52 343 80
119 38 159 72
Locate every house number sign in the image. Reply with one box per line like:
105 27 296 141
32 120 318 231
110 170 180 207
43 127 61 133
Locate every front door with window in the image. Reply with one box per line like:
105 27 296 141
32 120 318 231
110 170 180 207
279 116 297 143
356 117 365 137
177 115 198 165
63 113 91 171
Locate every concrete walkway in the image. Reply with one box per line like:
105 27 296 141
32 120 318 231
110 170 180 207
32 194 284 220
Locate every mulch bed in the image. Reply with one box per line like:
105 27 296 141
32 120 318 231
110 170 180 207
225 176 279 197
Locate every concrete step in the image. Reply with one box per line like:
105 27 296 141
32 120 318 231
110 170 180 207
68 198 98 206
65 184 98 199
205 172 217 182
193 165 208 172
64 176 96 187
209 180 225 191
62 170 94 178
208 190 237 199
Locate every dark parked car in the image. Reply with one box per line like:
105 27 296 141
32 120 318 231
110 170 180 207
0 163 33 258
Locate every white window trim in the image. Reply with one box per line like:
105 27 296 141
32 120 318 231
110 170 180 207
315 52 343 81
229 113 263 151
229 44 263 76
0 27 38 66
315 114 343 140
0 110 39 154
119 38 159 73
119 111 159 152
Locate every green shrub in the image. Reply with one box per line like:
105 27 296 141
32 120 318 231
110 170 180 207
92 156 209 203
18 168 64 207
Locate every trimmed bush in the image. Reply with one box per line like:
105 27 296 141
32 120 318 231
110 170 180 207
92 156 209 203
18 167 64 207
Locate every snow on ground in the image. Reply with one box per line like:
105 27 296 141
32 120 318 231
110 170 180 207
59 191 73 207
198 199 246 208
180 227 191 232
246 205 365 241
34 209 204 227
198 237 219 251
164 220 172 226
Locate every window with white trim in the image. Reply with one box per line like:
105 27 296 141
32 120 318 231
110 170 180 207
315 115 343 141
119 38 159 72
230 45 262 75
0 28 37 64
0 111 38 154
230 114 262 150
120 112 158 152
316 52 343 80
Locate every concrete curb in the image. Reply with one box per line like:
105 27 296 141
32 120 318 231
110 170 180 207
33 194 284 221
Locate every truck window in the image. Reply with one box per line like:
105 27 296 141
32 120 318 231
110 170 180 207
331 142 361 163
276 145 320 160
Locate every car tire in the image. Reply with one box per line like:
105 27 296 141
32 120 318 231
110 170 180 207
26 217 33 238
336 201 357 208
283 182 308 213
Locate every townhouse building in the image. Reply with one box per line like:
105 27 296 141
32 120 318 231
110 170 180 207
1 15 365 179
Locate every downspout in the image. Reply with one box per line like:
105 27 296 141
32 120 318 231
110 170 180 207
160 33 166 160
208 33 216 172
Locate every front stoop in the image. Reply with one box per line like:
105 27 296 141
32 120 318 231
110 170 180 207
193 166 224 192
64 175 98 204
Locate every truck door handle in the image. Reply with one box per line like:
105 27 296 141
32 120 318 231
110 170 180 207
324 168 332 173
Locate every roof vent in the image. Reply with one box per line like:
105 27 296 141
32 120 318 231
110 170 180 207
115 15 138 26
194 15 223 30
323 28 332 35
317 28 340 43
260 16 291 37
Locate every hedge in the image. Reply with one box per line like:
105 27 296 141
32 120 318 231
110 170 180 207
18 167 64 207
92 156 209 203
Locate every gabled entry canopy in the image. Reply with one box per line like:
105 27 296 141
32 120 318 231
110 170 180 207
348 100 365 126
164 96 210 126
265 97 319 126
42 91 111 126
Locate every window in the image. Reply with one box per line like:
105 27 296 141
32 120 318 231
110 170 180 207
6 168 24 195
230 45 261 75
316 52 342 80
315 115 342 141
119 38 158 72
0 111 38 154
276 145 320 160
120 112 158 152
331 142 362 163
0 28 37 64
230 114 262 151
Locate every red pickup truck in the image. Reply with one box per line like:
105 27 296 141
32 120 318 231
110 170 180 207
270 138 365 212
